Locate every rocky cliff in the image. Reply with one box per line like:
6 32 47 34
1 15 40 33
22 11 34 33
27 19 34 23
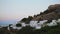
32 4 60 21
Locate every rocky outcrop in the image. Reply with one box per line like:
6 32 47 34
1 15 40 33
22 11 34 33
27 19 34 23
48 4 60 11
32 4 60 21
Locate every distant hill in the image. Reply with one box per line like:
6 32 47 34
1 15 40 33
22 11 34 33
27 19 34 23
20 4 60 24
32 4 60 21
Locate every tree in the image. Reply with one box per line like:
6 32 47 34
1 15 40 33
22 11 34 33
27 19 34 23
26 16 33 24
20 16 33 24
21 18 27 22
16 24 21 27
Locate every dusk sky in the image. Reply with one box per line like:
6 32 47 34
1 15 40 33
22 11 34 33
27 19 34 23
0 0 60 21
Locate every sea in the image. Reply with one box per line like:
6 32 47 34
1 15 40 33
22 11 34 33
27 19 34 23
0 20 17 26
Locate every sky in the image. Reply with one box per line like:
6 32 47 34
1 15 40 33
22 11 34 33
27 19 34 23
0 0 60 21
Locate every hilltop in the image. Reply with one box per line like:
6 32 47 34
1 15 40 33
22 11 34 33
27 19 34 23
20 4 60 24
32 4 60 21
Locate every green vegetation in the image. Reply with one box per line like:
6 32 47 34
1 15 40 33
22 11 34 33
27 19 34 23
16 23 21 27
16 24 60 34
17 26 34 34
0 27 10 34
21 16 33 24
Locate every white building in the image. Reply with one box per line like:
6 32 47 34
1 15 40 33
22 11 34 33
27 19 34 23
47 20 57 26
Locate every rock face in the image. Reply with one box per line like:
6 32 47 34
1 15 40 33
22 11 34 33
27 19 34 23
32 4 60 21
48 4 60 10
